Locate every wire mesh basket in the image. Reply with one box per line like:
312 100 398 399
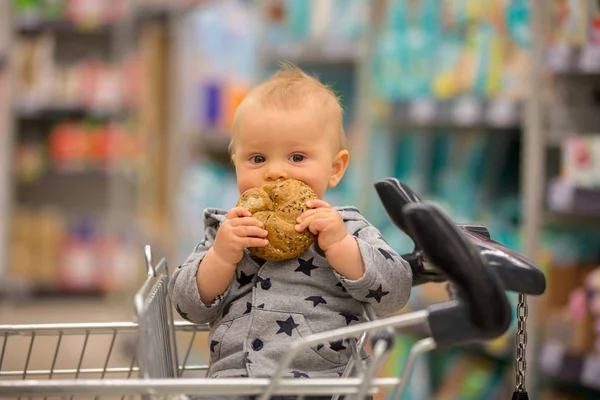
0 246 208 399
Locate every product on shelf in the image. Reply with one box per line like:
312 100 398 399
176 160 240 262
584 267 600 351
373 0 531 104
547 0 600 73
50 120 142 172
540 264 600 396
562 134 600 189
550 0 589 47
433 353 504 399
13 119 142 181
263 0 367 46
179 0 258 133
13 141 46 182
9 206 142 295
13 34 142 113
10 207 64 289
13 0 127 27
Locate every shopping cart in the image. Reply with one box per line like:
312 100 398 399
0 178 546 400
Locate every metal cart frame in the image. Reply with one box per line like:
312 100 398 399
0 179 547 400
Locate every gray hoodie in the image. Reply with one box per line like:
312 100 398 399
168 207 412 379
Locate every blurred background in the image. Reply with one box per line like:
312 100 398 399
1 0 600 399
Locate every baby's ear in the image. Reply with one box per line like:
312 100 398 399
329 150 349 188
231 154 237 165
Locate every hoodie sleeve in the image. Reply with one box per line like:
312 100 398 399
333 207 413 317
168 208 231 325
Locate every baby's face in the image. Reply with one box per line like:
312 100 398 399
232 105 347 198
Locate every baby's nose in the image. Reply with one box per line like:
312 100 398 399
264 168 288 181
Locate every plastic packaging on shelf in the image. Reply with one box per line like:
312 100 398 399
547 0 600 73
262 0 367 48
373 0 531 115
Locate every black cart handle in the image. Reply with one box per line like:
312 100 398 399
374 178 546 296
374 178 446 285
402 203 512 346
374 177 422 236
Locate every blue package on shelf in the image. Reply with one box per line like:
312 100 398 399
472 24 494 97
201 81 222 129
505 0 531 48
385 0 440 101
373 31 405 100
429 131 453 198
186 0 261 131
392 131 430 196
177 160 239 262
436 132 491 222
327 0 367 42
224 0 259 85
190 2 228 68
287 0 312 41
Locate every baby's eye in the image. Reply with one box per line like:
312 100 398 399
250 155 266 164
289 154 305 163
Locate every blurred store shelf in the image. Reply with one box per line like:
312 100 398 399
540 341 600 392
189 131 232 158
403 317 514 363
3 286 106 301
15 19 114 35
389 98 522 131
547 44 600 75
265 41 363 65
16 169 138 184
16 106 133 121
13 1 200 36
547 178 600 220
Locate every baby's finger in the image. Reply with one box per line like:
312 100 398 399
234 226 269 238
295 214 314 231
295 210 326 231
226 207 251 219
230 217 264 227
296 209 317 223
239 237 269 248
308 217 330 235
306 199 331 209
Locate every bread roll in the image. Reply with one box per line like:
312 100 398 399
236 178 318 261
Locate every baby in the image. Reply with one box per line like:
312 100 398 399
168 64 412 381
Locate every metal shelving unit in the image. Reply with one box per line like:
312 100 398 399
540 341 600 393
521 2 600 397
0 1 13 287
0 2 177 298
357 1 547 397
518 0 545 396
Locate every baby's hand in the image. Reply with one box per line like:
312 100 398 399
295 200 347 253
213 207 269 266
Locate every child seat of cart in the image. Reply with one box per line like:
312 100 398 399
0 178 546 400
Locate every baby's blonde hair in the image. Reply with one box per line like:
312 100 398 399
230 63 346 154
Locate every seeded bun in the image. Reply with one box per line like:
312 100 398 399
236 178 318 261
